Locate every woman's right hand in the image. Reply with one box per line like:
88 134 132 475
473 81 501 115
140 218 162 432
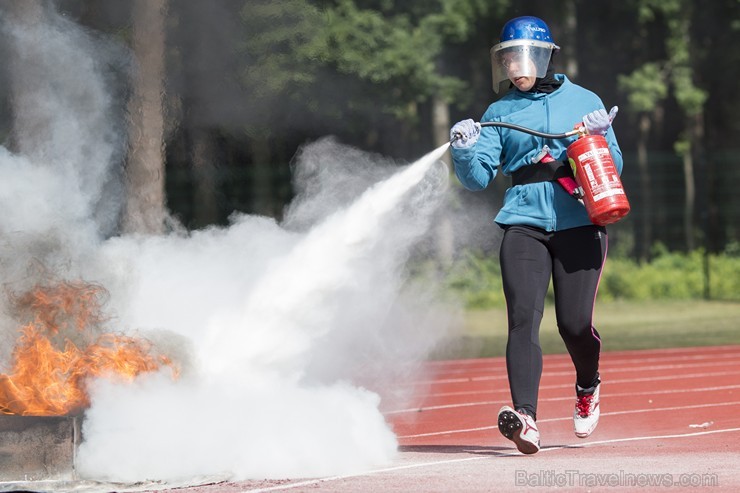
450 119 481 148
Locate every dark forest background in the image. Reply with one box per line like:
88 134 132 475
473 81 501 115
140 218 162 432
2 0 739 262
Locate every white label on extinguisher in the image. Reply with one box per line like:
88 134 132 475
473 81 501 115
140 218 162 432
584 163 596 185
593 188 625 201
578 148 622 202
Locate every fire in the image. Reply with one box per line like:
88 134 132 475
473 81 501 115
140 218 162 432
0 281 177 416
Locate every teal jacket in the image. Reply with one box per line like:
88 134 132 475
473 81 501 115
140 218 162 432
451 75 623 231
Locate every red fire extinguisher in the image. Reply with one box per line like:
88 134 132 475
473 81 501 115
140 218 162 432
566 133 630 226
455 119 631 226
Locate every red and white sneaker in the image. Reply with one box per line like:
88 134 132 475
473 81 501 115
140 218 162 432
498 406 540 454
574 382 601 438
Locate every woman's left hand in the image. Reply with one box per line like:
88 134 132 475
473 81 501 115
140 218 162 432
583 106 618 135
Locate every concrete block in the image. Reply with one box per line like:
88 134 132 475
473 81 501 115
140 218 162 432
0 415 80 481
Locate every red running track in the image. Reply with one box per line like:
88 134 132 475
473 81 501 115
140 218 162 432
155 345 740 492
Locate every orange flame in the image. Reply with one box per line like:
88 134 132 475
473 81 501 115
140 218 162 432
0 281 177 416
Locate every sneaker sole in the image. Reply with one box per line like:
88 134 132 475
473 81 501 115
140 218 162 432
498 409 539 454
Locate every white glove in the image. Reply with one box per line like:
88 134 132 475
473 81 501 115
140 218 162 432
583 106 618 135
450 119 481 149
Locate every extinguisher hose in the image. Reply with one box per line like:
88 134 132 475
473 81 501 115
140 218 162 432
451 121 581 143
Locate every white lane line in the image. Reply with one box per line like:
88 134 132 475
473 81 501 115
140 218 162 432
403 369 740 399
427 350 740 376
428 346 740 369
407 359 740 386
601 349 740 366
239 427 740 493
385 384 740 415
601 345 740 356
428 345 740 369
550 426 740 449
397 400 740 438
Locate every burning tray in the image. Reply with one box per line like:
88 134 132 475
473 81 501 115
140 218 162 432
0 415 80 481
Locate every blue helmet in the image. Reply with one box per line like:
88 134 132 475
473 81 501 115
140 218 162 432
490 16 559 93
499 16 558 47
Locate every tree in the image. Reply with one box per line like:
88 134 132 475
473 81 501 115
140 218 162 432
660 1 707 252
618 0 707 256
238 0 325 216
304 0 509 262
5 0 50 155
167 0 248 228
618 63 668 261
122 0 169 234
312 0 509 144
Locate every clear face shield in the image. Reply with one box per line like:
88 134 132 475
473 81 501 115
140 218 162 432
490 39 556 93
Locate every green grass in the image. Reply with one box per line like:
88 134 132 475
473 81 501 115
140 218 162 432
433 300 740 359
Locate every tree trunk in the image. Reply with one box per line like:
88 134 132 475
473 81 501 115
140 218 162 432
562 0 579 80
431 94 454 267
681 138 696 251
691 109 709 298
431 94 451 165
636 113 652 262
5 0 45 155
191 129 219 227
122 0 169 234
250 137 273 216
681 109 705 253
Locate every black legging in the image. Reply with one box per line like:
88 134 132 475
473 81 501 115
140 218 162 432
499 224 607 420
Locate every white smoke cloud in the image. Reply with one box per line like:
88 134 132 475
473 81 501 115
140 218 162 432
78 372 398 481
75 142 452 482
0 3 457 485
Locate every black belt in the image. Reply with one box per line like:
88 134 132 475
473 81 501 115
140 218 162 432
511 160 573 186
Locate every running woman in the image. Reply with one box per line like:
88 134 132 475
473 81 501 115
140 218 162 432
449 15 622 454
